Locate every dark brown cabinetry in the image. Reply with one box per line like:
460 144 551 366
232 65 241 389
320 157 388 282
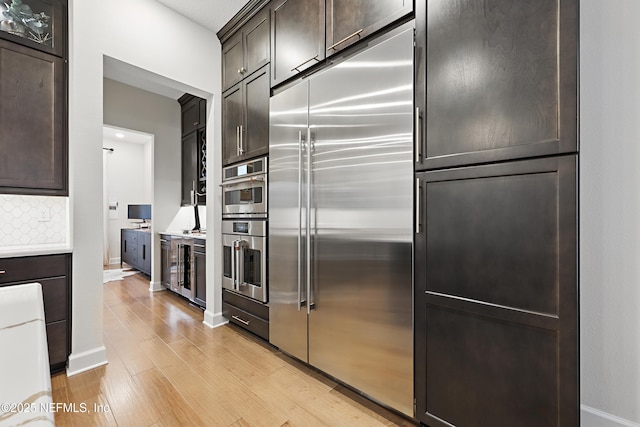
415 0 578 171
0 253 71 372
325 0 412 55
222 6 270 92
414 1 579 425
223 288 269 340
160 235 171 288
222 64 270 166
193 238 206 307
270 0 324 87
0 0 67 196
178 94 206 205
415 156 578 426
0 0 66 58
0 38 66 195
181 95 206 137
121 229 151 276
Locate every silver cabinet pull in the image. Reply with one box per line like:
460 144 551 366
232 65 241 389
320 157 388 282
291 55 320 72
415 107 422 163
327 29 364 51
0 270 5 274
237 67 247 75
236 126 241 156
416 178 422 234
193 121 199 126
239 125 245 155
232 315 250 326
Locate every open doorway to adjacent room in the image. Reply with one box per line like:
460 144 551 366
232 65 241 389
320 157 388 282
102 125 154 283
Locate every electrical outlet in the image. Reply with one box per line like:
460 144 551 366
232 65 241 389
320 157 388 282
37 207 51 222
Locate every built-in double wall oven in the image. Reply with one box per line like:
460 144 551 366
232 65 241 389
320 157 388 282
221 157 268 303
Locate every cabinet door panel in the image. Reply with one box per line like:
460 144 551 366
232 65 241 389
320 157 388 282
194 249 206 306
415 155 578 426
326 0 412 55
0 40 65 194
0 0 66 57
222 84 243 165
46 320 67 368
181 132 198 206
419 0 577 169
245 7 270 75
243 65 270 160
271 0 324 87
181 97 200 136
222 31 243 91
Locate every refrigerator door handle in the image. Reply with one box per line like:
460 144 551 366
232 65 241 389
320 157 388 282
307 128 315 313
416 178 422 234
298 130 306 310
415 107 422 163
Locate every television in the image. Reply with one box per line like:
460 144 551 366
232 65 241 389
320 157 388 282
127 204 151 221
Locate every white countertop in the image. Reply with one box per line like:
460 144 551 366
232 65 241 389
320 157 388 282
0 244 72 259
0 283 54 425
160 231 206 240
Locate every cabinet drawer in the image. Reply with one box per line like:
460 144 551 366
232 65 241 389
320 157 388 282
0 254 68 284
223 302 269 341
46 320 68 371
223 289 269 320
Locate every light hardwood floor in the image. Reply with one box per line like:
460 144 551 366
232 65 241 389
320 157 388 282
51 270 416 426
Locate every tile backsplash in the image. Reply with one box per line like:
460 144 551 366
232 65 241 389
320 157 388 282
0 195 69 247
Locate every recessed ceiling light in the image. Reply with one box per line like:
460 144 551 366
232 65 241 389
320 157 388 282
115 133 125 139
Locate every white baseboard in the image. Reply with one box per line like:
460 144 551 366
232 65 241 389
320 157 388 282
149 281 164 292
582 405 640 427
203 310 229 329
109 258 120 265
66 345 108 377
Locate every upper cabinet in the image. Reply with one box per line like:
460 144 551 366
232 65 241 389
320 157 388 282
180 95 206 136
0 0 67 196
222 65 270 166
415 0 578 170
325 0 412 56
270 0 325 87
0 38 66 195
178 94 207 205
0 0 66 58
222 6 270 92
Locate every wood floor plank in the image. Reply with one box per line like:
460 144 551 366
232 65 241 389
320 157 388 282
50 271 416 426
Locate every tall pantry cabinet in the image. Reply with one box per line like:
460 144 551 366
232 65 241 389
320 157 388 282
414 1 579 426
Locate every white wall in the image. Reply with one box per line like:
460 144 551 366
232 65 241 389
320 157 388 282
69 0 224 374
103 136 152 264
580 1 640 425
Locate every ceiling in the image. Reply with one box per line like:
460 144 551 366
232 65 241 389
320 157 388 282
153 0 250 33
103 126 153 146
103 0 250 100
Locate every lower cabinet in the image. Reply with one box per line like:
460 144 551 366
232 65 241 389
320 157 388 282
415 155 578 426
121 228 151 276
0 253 72 373
193 238 206 307
222 289 269 340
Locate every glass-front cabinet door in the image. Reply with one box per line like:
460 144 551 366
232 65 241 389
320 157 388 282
0 0 65 57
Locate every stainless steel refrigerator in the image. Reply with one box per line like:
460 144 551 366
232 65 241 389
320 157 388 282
269 25 414 416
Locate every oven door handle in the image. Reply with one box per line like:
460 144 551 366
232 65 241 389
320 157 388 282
219 175 265 187
231 239 237 290
235 239 246 289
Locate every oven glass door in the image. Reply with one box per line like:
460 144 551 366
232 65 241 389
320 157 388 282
222 179 266 217
222 233 267 302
